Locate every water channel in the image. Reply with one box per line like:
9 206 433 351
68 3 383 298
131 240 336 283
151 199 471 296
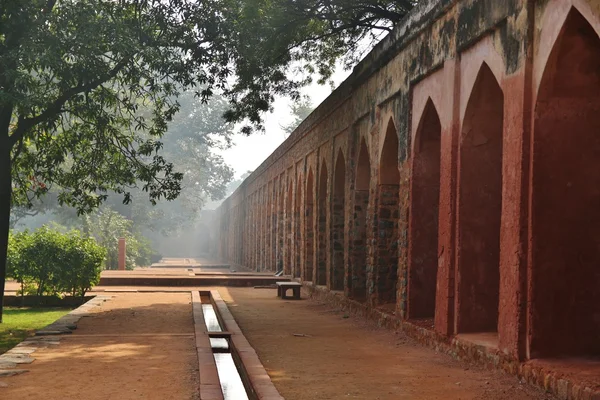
201 298 250 400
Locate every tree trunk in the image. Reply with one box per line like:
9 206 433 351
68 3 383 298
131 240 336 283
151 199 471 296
0 133 12 323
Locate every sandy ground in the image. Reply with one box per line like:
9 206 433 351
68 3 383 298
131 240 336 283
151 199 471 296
0 292 199 400
220 287 557 400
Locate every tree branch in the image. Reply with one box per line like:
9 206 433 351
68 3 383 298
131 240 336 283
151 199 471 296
9 56 132 148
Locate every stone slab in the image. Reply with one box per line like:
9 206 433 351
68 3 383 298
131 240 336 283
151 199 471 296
0 369 27 377
5 348 36 354
0 355 34 364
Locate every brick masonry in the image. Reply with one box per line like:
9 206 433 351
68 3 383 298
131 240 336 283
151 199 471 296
212 1 600 398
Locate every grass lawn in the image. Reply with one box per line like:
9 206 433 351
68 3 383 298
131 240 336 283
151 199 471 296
0 307 71 354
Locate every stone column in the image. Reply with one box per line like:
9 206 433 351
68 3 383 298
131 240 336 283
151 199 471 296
118 237 126 271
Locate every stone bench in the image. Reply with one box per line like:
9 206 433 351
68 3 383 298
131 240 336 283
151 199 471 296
276 282 302 300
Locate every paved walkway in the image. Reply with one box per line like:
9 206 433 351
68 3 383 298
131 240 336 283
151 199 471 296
0 283 562 399
219 287 556 400
0 293 199 400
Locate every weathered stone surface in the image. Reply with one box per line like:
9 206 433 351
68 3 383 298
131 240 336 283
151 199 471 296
0 355 34 364
35 330 68 336
6 347 36 354
210 1 600 399
0 369 28 377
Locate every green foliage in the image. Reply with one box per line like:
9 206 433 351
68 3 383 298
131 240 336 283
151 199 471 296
3 0 416 211
80 207 157 270
219 0 416 133
56 233 105 298
0 0 415 322
104 90 235 234
6 231 34 295
6 227 106 299
281 97 314 138
2 0 240 214
11 89 236 236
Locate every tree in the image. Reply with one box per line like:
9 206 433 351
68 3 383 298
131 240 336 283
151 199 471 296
281 97 314 138
79 208 154 270
11 90 236 235
0 0 238 322
92 89 235 235
219 0 416 133
132 89 235 233
0 0 416 322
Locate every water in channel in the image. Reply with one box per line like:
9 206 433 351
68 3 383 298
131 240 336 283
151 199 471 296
201 300 249 400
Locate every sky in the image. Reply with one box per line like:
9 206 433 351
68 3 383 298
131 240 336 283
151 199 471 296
218 67 351 179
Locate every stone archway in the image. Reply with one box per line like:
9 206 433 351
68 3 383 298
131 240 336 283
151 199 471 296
294 178 303 278
304 169 315 282
331 150 346 291
456 62 503 334
530 8 600 358
317 161 328 286
285 181 293 275
350 138 370 302
408 99 442 321
376 118 400 311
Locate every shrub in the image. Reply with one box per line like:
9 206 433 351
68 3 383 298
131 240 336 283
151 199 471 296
6 231 35 300
57 234 106 299
80 208 156 270
7 226 106 302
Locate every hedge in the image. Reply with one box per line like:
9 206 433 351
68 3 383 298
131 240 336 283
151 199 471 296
7 226 106 302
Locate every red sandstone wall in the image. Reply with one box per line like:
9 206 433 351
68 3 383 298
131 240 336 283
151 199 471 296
213 0 600 364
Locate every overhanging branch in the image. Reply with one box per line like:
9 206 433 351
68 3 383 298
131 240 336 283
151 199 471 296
9 56 133 148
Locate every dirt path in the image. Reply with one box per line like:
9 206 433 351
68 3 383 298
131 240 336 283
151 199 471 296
0 292 199 400
220 287 556 400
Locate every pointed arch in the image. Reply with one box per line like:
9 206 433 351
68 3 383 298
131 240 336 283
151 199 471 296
379 118 400 185
304 168 315 282
356 138 371 191
408 98 442 321
266 182 273 271
534 1 600 97
456 62 504 334
375 118 400 310
285 180 293 275
350 137 371 302
331 150 346 291
294 176 303 278
317 159 329 286
277 179 285 273
530 8 600 358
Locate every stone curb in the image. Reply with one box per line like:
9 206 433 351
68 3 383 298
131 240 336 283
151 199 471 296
0 294 113 379
35 295 113 336
210 290 285 400
191 291 224 400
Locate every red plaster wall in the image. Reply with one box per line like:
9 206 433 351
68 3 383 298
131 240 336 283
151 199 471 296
530 9 600 358
408 99 442 319
456 63 503 334
317 162 328 285
212 0 600 372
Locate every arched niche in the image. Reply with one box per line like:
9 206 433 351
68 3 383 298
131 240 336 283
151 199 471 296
408 99 442 321
331 150 346 291
456 62 504 334
530 8 600 358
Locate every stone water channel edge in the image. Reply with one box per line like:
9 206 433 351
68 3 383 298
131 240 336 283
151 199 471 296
192 290 284 400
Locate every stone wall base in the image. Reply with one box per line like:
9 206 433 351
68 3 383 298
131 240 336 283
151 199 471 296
303 283 600 400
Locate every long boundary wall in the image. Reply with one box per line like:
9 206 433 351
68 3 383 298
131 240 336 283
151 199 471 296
213 1 600 398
